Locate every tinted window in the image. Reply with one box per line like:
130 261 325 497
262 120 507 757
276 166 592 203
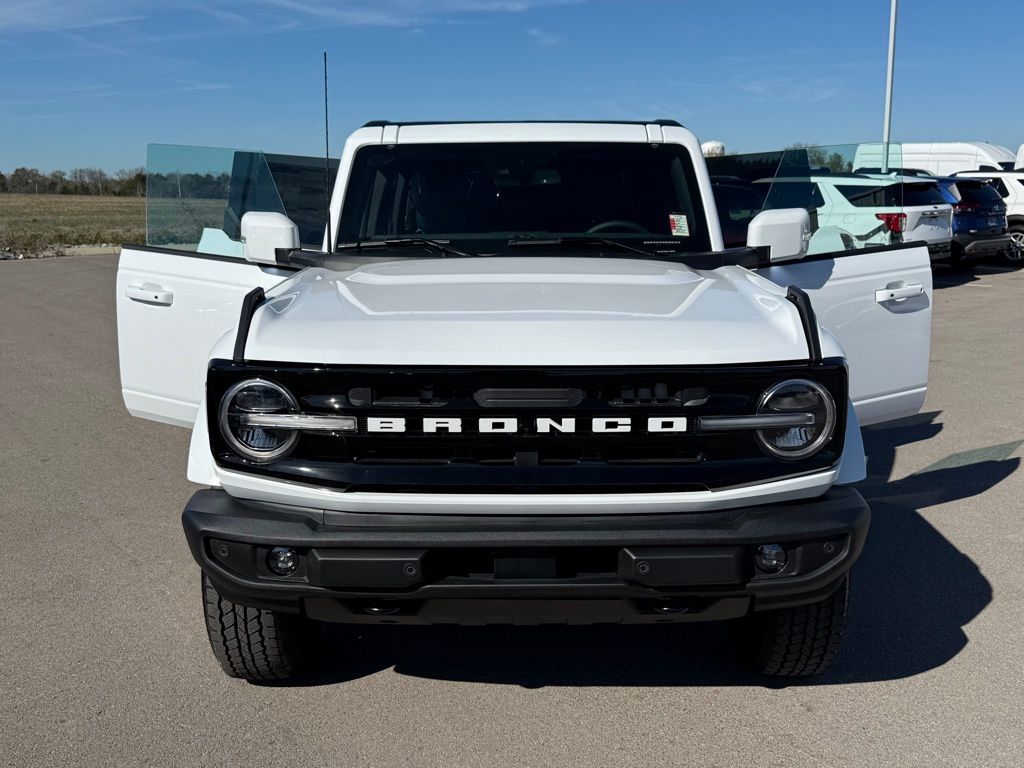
835 185 893 207
991 178 1010 197
956 181 1003 205
338 142 711 251
714 184 766 222
713 183 766 247
265 154 339 247
835 182 944 207
902 182 948 206
761 181 825 211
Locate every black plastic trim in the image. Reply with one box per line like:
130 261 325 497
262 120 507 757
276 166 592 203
953 233 1012 255
232 287 265 363
183 486 870 620
120 242 300 270
361 119 684 128
785 287 822 365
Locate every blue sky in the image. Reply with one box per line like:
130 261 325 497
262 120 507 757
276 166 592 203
1 0 1021 173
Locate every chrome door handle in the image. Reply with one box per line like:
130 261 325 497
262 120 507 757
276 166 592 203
875 283 923 303
126 283 174 306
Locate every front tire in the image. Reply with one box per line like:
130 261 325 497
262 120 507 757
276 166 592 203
747 576 849 677
202 574 319 682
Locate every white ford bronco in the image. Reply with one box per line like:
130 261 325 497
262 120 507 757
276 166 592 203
117 121 932 681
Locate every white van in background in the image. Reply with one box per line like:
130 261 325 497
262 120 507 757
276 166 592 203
854 142 1017 176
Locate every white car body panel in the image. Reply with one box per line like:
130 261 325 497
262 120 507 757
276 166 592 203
242 258 815 367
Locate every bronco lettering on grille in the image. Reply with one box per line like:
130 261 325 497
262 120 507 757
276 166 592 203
365 416 688 434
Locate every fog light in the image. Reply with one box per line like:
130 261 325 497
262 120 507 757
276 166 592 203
755 544 787 574
267 546 298 576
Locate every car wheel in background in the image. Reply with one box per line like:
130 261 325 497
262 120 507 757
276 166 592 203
1006 226 1024 266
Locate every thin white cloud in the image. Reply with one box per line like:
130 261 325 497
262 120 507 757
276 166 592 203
56 30 130 57
254 0 582 27
0 1 144 31
527 27 561 46
0 0 583 33
737 77 841 104
170 80 233 92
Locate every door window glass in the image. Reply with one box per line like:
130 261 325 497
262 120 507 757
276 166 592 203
146 145 338 255
706 143 924 254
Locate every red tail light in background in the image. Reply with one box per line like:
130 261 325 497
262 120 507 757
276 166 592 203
875 212 907 233
953 202 981 212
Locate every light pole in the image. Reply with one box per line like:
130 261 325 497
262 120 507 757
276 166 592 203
881 0 898 172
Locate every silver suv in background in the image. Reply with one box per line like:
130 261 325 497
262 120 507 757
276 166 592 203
756 175 953 258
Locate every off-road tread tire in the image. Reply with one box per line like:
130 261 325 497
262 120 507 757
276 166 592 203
202 574 316 682
752 576 849 677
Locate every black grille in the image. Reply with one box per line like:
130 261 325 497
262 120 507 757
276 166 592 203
207 360 847 492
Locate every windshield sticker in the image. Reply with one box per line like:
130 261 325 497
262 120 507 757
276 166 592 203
669 213 690 237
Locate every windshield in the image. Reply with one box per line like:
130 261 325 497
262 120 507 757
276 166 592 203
337 142 711 252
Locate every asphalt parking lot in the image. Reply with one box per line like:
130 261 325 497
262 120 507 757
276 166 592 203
1 254 1022 767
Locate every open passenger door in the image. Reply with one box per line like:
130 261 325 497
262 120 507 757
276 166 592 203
755 242 932 425
735 143 932 426
117 248 290 427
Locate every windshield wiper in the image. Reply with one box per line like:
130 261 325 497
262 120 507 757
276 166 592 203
507 236 655 258
336 238 477 258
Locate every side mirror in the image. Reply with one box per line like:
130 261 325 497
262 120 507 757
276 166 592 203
746 208 810 263
240 211 299 265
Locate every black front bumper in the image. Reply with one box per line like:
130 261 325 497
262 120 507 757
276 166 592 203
183 487 869 625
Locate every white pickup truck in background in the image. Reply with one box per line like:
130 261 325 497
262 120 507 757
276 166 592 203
116 121 933 682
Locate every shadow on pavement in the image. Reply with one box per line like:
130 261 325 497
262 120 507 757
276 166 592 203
298 411 1006 688
932 262 1018 289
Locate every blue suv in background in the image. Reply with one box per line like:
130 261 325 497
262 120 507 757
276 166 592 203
934 177 1011 265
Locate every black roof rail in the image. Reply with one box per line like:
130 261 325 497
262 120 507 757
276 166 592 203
361 119 685 129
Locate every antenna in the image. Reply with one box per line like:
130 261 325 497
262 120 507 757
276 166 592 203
323 51 332 253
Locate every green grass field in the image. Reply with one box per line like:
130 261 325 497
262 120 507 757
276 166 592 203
0 194 145 255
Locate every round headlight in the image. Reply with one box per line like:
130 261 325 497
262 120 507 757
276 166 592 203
755 379 836 460
218 379 299 463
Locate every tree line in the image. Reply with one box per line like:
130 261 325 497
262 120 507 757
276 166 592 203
0 167 146 196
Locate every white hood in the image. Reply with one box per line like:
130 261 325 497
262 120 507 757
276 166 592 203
245 257 812 366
